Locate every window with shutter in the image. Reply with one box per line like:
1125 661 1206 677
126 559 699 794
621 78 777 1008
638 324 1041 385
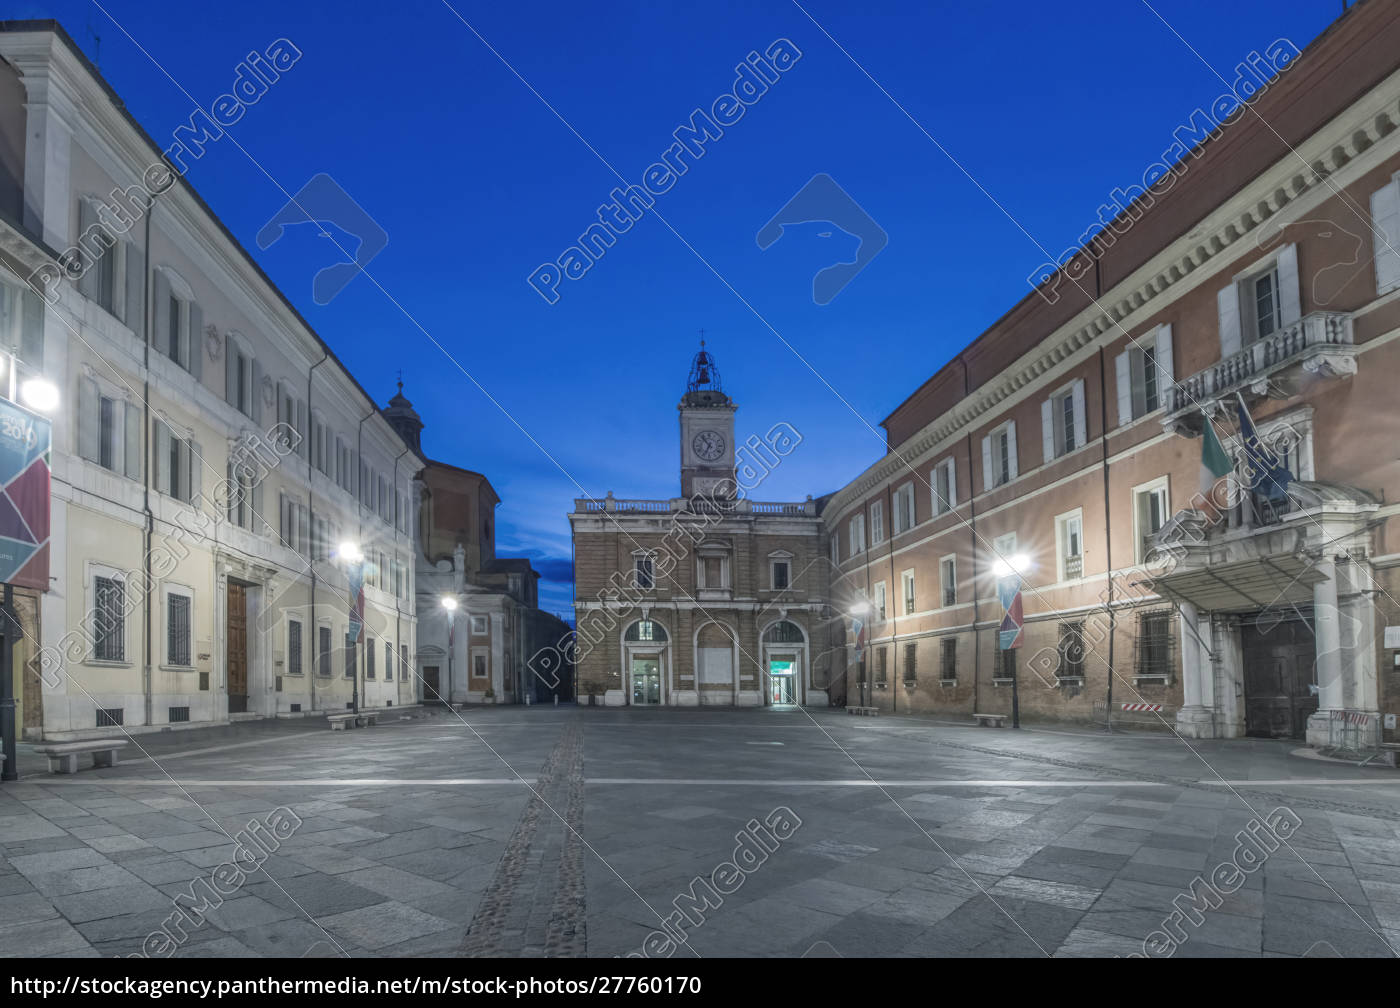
1372 176 1400 295
932 457 955 515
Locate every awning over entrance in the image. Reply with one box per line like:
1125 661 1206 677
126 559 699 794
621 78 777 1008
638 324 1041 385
1149 553 1327 613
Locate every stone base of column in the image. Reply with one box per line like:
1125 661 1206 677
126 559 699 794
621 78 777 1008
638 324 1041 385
1306 710 1334 749
1175 705 1217 739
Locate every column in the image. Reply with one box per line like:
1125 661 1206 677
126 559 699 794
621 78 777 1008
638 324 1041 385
1175 601 1215 737
1313 557 1343 712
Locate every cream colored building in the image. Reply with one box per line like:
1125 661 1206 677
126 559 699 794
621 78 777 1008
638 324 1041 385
0 22 417 738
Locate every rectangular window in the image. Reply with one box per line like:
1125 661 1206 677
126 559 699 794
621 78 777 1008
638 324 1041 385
289 619 303 676
940 556 957 607
893 483 915 534
634 555 654 590
1057 511 1084 581
318 625 332 676
99 396 115 470
166 592 191 667
700 555 727 589
1058 621 1085 679
773 560 790 590
94 575 125 662
874 647 888 685
995 429 1010 486
998 649 1016 681
473 653 488 680
1135 482 1169 563
940 637 957 681
366 637 376 679
903 642 917 685
902 570 916 615
1136 610 1174 679
385 641 394 682
830 535 840 565
869 500 885 545
401 643 409 681
849 515 865 555
932 458 955 516
471 615 487 635
1253 268 1279 341
345 634 356 678
874 581 887 621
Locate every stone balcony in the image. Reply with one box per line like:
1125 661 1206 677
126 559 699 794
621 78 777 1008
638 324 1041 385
1163 311 1356 437
572 492 816 516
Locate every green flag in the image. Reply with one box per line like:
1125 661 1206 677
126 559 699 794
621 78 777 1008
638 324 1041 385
1199 418 1231 499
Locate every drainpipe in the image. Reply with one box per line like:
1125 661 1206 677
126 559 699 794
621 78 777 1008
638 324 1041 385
305 351 328 711
390 443 412 705
354 406 376 712
885 479 897 714
1092 251 1117 731
960 356 982 718
1098 346 1116 729
140 209 154 727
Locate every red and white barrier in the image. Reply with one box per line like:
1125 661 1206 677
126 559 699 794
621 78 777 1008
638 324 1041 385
1121 703 1163 712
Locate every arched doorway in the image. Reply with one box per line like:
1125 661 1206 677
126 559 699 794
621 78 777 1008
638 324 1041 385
694 620 739 706
623 619 669 706
761 620 808 706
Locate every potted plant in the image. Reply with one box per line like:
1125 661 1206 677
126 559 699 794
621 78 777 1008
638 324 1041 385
484 687 496 703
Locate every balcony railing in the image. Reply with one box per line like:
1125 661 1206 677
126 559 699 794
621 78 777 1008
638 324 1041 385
1165 311 1355 431
1064 554 1083 580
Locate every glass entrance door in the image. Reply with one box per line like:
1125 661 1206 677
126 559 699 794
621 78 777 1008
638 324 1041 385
630 657 661 705
768 656 797 705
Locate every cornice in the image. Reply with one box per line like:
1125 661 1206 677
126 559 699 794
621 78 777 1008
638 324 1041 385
824 65 1400 525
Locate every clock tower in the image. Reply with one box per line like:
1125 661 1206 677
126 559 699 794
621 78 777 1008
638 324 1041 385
679 341 737 499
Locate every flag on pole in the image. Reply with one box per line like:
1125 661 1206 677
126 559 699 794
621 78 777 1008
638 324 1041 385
1199 416 1232 500
997 575 1024 650
1235 392 1294 501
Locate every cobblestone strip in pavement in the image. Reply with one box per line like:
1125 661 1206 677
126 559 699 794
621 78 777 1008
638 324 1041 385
934 737 1400 820
461 719 586 957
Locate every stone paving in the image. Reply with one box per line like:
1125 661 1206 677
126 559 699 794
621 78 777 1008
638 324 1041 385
1 706 1398 957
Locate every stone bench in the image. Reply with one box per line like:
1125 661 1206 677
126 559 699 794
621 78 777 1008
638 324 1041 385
327 714 357 731
31 739 129 774
847 706 879 716
356 711 379 727
973 712 1007 728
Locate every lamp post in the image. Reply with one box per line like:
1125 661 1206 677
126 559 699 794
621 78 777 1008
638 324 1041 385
0 352 56 782
848 600 871 708
992 552 1031 730
441 596 457 705
338 541 364 714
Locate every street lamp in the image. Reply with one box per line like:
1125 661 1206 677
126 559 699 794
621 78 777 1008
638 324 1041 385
337 542 364 713
19 378 58 413
992 552 1032 729
441 596 457 706
848 599 872 707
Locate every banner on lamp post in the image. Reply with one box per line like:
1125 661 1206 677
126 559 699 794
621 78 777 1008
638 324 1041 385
997 574 1023 650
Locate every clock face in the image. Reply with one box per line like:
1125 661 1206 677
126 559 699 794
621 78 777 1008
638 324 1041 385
692 429 726 462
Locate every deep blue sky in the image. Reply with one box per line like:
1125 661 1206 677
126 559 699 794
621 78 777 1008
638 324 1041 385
25 0 1343 617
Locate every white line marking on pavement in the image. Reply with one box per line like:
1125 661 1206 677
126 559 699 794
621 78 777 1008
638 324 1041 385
31 777 1164 788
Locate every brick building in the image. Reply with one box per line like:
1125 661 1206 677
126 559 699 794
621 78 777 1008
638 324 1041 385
823 0 1400 746
569 345 839 707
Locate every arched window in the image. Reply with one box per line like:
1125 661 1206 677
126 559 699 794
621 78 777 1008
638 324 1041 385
763 621 804 644
625 620 668 643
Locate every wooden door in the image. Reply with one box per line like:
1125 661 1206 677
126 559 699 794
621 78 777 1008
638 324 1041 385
423 665 440 702
227 582 248 713
1243 619 1317 739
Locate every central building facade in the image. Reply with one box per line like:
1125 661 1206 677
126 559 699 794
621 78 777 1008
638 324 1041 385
569 347 840 707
